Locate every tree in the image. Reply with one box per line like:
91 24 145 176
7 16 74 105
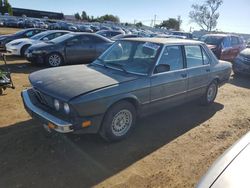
0 0 13 15
135 22 143 27
159 18 181 30
74 13 81 20
81 11 88 20
98 14 120 23
189 0 223 31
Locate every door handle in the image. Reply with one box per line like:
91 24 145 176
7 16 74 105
181 73 187 78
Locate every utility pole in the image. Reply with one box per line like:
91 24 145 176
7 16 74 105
153 14 156 27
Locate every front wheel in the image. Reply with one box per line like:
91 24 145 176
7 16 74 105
99 101 136 142
201 81 218 105
46 53 63 67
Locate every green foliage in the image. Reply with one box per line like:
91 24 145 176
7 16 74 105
189 0 223 31
74 11 120 23
74 13 81 20
158 17 182 30
0 0 13 15
135 22 143 27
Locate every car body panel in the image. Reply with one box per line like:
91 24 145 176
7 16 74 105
196 131 250 188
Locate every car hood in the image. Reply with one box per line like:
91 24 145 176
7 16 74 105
7 38 34 45
0 34 12 40
240 48 250 57
29 64 140 101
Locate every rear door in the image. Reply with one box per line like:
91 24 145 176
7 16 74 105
184 45 211 99
150 45 188 112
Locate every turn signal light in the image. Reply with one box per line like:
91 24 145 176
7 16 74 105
82 121 91 128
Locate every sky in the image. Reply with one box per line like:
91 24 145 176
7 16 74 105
8 0 250 34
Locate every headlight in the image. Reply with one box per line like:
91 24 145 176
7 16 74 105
11 42 22 46
63 103 70 114
54 99 60 111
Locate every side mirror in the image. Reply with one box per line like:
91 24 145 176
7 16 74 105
43 37 49 41
154 64 170 73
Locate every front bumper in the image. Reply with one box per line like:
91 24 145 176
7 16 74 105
6 45 21 55
21 89 73 133
233 59 250 75
26 52 45 64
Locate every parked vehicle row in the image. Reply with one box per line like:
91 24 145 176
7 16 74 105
0 28 46 51
6 30 70 56
26 32 113 66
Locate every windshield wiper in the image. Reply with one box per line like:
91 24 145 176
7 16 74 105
105 62 128 73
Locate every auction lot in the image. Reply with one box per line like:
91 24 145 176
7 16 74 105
0 28 250 188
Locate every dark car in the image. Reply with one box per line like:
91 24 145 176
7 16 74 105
170 31 193 39
96 30 125 39
233 48 250 76
197 131 250 188
77 25 93 33
200 34 245 62
111 34 140 41
21 38 232 141
4 18 19 28
0 28 46 51
25 33 113 66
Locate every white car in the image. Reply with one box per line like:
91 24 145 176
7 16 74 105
6 30 70 56
197 131 250 188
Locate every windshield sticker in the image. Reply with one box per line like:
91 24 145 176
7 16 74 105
143 42 160 51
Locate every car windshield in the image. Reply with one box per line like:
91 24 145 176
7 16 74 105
30 31 49 40
200 36 224 45
50 33 74 44
92 40 162 75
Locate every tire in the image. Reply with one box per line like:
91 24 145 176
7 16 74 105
99 101 136 142
0 88 3 95
20 45 30 57
46 53 64 67
200 80 218 105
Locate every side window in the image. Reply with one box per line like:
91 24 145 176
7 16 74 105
185 45 203 68
158 45 183 71
25 31 34 37
67 37 80 45
80 36 91 43
44 33 56 40
231 36 239 46
222 37 231 48
201 47 210 65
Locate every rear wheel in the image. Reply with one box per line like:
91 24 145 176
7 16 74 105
46 53 63 67
201 81 218 105
99 101 136 142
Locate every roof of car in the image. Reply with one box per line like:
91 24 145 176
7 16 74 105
203 33 240 37
122 37 203 45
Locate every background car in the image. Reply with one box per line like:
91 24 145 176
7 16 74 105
6 30 70 56
96 30 125 39
0 28 46 51
200 34 246 61
197 131 250 188
233 48 250 76
25 33 113 66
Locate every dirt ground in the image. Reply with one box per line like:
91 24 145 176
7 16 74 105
0 28 250 188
